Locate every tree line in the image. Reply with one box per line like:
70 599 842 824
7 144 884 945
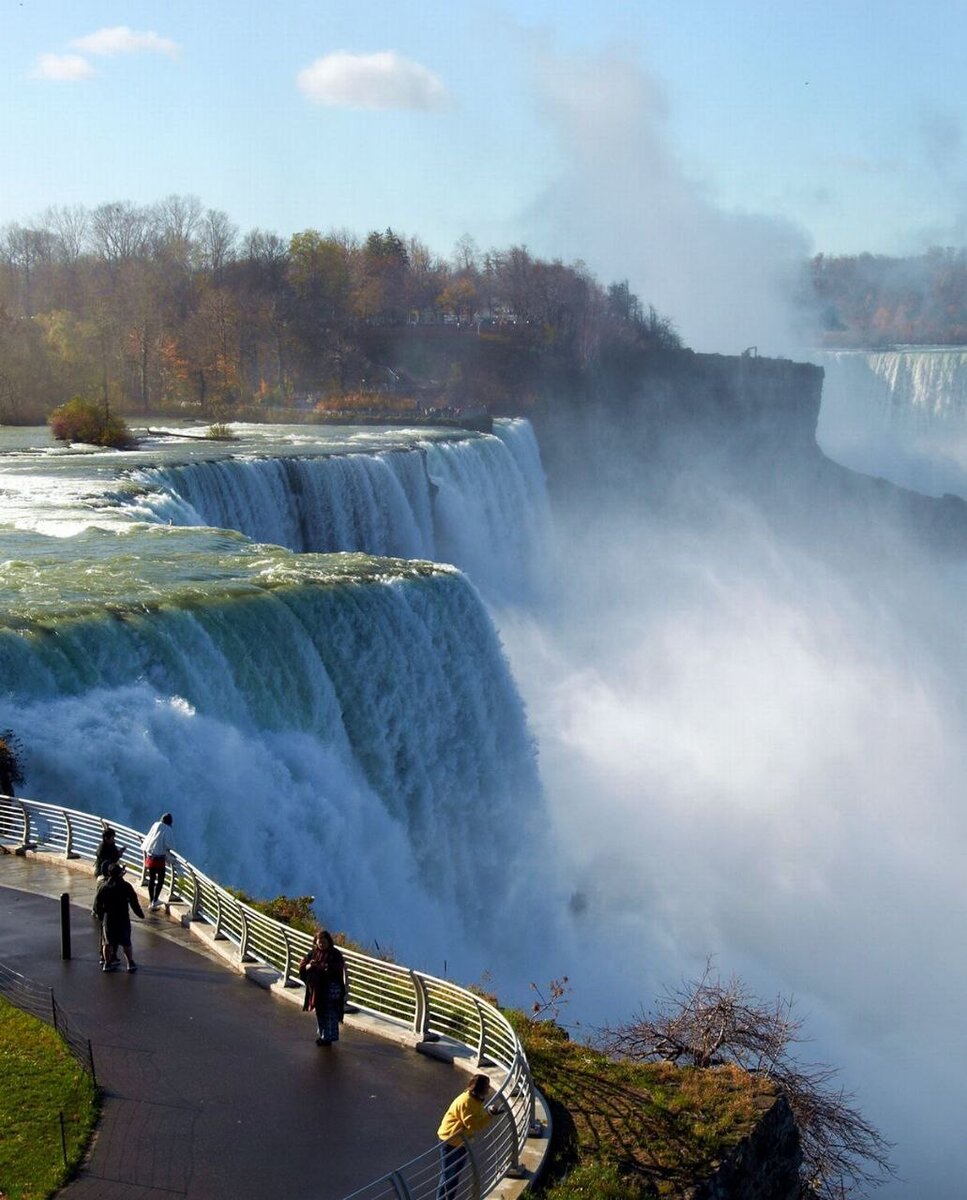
0 195 681 423
808 247 967 347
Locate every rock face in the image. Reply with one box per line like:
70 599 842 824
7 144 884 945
531 348 967 556
689 1095 803 1200
530 350 825 497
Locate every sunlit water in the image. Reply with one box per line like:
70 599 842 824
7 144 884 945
2 401 965 1197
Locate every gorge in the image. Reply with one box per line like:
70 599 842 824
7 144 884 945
1 348 966 1197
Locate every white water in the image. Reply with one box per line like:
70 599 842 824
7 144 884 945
4 402 965 1195
124 419 551 604
817 348 967 498
0 422 547 974
493 388 967 1200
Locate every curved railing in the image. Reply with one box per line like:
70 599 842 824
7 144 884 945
0 793 539 1199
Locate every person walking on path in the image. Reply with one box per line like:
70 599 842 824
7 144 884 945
298 929 347 1046
94 827 126 879
435 1073 502 1200
93 862 145 972
141 812 175 911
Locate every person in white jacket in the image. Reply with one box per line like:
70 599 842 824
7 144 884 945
141 812 175 911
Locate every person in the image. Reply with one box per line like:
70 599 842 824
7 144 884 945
93 862 144 972
93 827 126 879
140 812 174 911
436 1073 502 1200
298 929 347 1046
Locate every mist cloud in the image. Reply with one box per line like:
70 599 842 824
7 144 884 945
496 441 967 1197
522 44 815 355
297 51 449 111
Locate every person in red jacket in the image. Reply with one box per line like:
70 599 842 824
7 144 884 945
435 1073 503 1199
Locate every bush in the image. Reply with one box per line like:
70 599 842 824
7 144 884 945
48 396 133 448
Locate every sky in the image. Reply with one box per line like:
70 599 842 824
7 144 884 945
2 1 966 349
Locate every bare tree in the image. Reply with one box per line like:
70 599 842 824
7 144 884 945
43 204 91 264
596 960 895 1200
201 208 238 276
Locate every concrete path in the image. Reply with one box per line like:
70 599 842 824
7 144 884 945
0 856 462 1200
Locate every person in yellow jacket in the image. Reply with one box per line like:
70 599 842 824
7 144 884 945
436 1072 502 1199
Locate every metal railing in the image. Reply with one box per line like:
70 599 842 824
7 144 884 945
0 793 536 1199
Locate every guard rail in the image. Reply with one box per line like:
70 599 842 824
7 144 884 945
0 793 539 1199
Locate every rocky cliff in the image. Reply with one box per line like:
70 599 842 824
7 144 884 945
531 348 967 557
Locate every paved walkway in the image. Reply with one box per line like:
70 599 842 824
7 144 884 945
0 855 461 1200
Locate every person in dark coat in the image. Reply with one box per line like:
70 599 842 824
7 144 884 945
94 827 126 879
298 929 347 1046
93 862 144 973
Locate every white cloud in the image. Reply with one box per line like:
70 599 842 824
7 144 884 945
297 51 448 111
71 26 180 58
30 53 95 82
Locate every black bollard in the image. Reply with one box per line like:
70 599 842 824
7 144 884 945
60 892 71 960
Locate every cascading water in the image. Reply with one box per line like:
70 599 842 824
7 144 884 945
0 421 548 968
121 418 551 603
816 348 967 497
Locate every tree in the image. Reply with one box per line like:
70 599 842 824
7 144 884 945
48 395 133 448
597 960 895 1200
0 729 24 796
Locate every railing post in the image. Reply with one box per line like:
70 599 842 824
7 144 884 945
238 908 250 962
501 1103 524 1175
389 1170 413 1199
63 811 79 859
281 929 293 985
473 996 488 1065
163 855 178 904
213 889 225 939
464 1137 482 1200
186 864 200 920
410 970 429 1038
17 801 35 852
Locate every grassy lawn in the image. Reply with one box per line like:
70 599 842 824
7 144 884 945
508 1011 777 1198
0 995 98 1200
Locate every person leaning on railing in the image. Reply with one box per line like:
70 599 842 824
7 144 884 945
140 812 175 911
435 1072 503 1200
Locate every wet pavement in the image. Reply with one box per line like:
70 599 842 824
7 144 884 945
0 856 462 1199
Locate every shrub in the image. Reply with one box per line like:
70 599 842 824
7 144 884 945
48 396 133 449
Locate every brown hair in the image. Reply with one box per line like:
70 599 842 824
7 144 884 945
468 1073 490 1098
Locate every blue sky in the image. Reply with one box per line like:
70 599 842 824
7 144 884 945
3 1 966 349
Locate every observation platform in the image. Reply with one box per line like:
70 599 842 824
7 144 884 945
0 855 463 1200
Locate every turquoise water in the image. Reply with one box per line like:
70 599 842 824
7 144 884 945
0 420 548 964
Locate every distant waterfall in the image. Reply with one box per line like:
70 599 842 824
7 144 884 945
126 419 551 601
817 349 967 497
0 560 542 948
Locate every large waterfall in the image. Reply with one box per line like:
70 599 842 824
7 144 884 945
122 419 550 602
817 348 967 498
0 420 547 969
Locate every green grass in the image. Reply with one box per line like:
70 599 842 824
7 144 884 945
0 995 99 1200
506 1010 777 1199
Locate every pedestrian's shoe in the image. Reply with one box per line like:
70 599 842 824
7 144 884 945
102 962 116 972
127 962 138 973
148 900 160 911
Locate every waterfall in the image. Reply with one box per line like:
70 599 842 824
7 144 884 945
0 540 541 955
123 419 550 602
0 414 553 964
816 348 967 497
